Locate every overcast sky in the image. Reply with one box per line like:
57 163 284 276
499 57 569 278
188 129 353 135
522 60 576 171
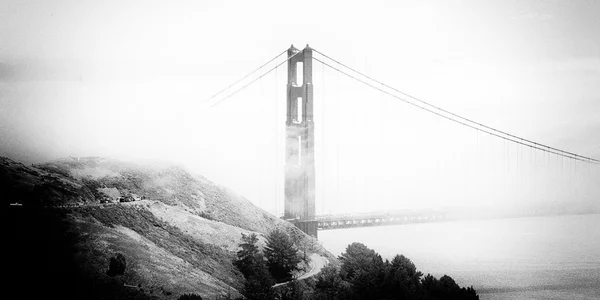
1 0 599 215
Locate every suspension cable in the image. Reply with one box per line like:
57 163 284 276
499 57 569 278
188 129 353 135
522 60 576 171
210 50 301 108
312 49 600 164
313 56 599 165
202 49 287 104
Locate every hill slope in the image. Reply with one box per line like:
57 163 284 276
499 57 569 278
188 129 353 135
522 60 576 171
1 156 333 299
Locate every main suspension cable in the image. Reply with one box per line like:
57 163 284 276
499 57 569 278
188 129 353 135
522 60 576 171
312 49 600 164
203 49 287 104
210 50 301 108
312 56 599 165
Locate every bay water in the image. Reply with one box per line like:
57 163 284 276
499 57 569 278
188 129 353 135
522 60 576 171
319 214 600 300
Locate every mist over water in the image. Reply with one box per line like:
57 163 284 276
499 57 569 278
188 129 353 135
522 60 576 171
320 214 600 300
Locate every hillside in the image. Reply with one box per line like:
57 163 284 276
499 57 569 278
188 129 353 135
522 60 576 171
1 156 334 300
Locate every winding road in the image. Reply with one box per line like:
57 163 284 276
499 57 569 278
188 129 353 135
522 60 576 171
273 253 329 287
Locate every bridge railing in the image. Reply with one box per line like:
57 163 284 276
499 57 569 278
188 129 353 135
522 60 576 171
316 211 448 230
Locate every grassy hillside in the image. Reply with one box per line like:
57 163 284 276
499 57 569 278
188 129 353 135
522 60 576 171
1 156 334 299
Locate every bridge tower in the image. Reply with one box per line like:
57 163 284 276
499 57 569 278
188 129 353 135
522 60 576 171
284 45 318 238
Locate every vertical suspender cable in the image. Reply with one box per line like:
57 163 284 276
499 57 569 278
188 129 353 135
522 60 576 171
321 60 326 215
259 72 264 209
275 65 279 217
336 61 341 213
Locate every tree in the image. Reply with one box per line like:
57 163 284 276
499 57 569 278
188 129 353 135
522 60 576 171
244 260 275 300
264 228 302 282
234 233 260 277
233 233 275 300
351 254 387 299
289 226 321 263
280 279 312 300
338 242 387 299
462 286 479 300
313 265 352 300
338 242 378 280
421 273 440 293
386 254 424 299
439 275 480 300
323 242 480 300
421 274 479 300
439 275 460 294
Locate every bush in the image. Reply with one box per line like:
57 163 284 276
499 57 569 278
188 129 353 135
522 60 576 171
199 211 214 220
106 253 126 277
178 293 203 300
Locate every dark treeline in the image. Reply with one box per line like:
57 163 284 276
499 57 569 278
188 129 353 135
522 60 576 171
234 229 303 299
234 230 479 300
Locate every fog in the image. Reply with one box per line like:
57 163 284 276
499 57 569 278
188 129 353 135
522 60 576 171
1 0 599 216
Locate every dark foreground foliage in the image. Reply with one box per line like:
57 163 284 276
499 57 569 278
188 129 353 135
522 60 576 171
310 242 479 300
264 228 302 283
177 293 203 300
233 229 479 300
107 253 127 277
234 233 276 300
4 207 157 300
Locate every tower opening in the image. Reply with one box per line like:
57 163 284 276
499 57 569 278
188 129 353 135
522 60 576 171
296 62 303 86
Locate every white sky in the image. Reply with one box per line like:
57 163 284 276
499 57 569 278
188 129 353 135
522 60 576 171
1 0 599 215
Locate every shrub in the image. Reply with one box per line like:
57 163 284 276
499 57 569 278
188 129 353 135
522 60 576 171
106 253 126 277
199 211 214 220
178 293 203 300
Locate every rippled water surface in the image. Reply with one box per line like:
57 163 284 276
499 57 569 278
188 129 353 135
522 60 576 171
319 214 600 300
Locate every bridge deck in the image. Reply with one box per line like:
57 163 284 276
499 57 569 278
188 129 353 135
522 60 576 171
314 211 448 230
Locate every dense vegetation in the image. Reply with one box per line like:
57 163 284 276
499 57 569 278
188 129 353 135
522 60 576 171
234 233 479 300
177 294 204 300
311 242 479 300
234 233 276 300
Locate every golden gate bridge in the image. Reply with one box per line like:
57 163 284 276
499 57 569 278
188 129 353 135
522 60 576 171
200 45 600 238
